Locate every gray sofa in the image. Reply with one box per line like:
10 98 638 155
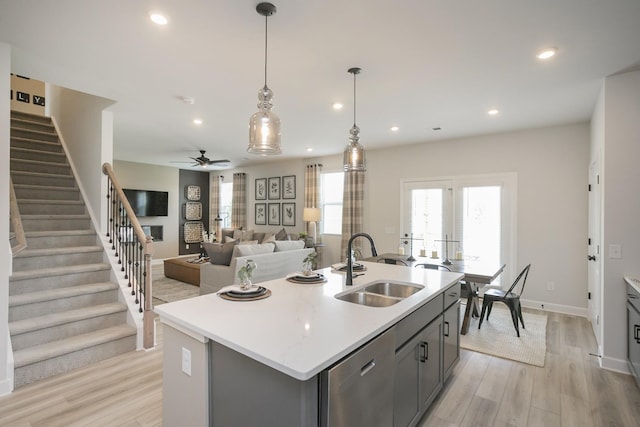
200 241 314 295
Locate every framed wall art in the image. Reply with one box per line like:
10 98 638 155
282 202 296 226
282 175 296 199
255 178 267 200
255 203 266 225
268 203 280 225
268 176 280 200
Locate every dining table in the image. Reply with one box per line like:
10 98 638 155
363 253 506 335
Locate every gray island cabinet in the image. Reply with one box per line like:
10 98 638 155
155 262 462 426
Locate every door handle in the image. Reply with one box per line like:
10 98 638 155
587 255 596 261
444 321 450 337
635 325 640 344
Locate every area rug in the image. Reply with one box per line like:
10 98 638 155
152 275 200 305
460 304 547 367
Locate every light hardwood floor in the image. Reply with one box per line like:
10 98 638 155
1 307 639 426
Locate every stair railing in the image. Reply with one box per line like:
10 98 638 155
9 176 27 255
102 163 154 349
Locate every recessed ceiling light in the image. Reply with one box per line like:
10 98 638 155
150 13 168 25
536 47 558 60
193 119 203 125
390 126 399 132
487 109 500 116
332 102 343 110
306 147 313 152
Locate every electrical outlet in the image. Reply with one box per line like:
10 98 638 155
186 244 190 249
182 347 191 376
547 281 555 291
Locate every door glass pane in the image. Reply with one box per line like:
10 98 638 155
460 186 500 264
410 188 443 257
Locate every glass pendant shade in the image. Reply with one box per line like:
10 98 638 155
248 85 281 155
248 2 281 155
343 124 366 171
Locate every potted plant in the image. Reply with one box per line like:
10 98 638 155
238 259 257 289
302 252 317 275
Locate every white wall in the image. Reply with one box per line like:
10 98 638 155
0 43 13 395
230 123 591 314
113 160 180 260
599 70 640 371
361 123 590 313
48 86 115 231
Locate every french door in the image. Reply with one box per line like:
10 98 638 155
401 174 516 284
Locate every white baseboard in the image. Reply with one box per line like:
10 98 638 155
601 355 631 375
521 298 588 317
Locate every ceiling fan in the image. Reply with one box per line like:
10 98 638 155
174 150 230 168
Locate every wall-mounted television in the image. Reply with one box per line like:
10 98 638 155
123 189 169 217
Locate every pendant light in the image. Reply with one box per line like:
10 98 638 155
343 67 366 171
248 2 282 155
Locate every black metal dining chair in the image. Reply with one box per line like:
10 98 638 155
477 264 531 337
414 263 451 271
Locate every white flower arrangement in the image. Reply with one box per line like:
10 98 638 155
202 230 215 243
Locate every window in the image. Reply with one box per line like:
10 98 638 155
402 174 516 283
220 181 233 228
321 171 344 235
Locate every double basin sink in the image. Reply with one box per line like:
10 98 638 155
335 281 424 307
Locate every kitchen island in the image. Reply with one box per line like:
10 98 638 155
155 261 463 426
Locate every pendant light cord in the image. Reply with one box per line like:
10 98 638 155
264 14 268 87
353 71 357 126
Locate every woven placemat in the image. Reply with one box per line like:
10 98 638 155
219 288 272 302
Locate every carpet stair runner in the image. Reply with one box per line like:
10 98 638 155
8 110 136 388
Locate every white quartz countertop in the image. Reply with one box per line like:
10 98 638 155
155 261 463 381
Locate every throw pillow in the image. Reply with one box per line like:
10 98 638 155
273 240 305 252
238 240 259 245
221 228 235 240
234 243 275 257
252 232 266 243
233 229 254 241
203 241 237 265
261 232 276 243
275 228 289 241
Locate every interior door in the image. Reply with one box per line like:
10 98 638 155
588 158 602 346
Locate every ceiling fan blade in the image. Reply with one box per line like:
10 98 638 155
207 159 230 164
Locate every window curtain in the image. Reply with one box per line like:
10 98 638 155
231 172 247 230
340 170 365 259
304 163 323 230
209 175 223 233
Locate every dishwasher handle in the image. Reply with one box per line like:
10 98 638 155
360 359 376 377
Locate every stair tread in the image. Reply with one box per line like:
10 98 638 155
10 158 68 166
10 126 57 136
13 324 136 368
22 213 89 219
9 282 118 307
26 229 96 237
10 263 110 280
14 183 77 191
10 302 127 335
15 245 103 258
11 146 64 155
10 170 72 179
17 199 83 205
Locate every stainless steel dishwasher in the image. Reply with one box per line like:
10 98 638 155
320 328 396 427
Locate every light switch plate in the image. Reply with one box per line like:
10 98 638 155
609 244 622 259
182 347 191 376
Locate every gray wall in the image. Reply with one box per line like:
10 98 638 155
113 160 180 260
595 69 640 371
0 42 13 395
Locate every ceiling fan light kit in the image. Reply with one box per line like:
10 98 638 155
188 150 229 168
248 2 282 156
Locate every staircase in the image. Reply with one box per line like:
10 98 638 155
8 111 136 388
